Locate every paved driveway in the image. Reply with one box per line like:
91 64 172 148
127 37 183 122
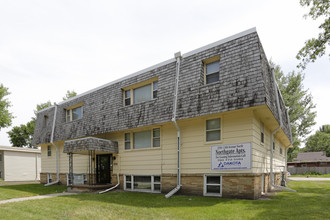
288 177 330 181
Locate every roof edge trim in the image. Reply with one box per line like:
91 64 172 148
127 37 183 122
37 27 257 114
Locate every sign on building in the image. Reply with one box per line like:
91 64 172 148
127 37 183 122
211 142 252 170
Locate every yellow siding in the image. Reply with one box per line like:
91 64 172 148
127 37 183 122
40 107 289 177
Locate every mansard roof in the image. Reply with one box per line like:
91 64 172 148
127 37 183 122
32 28 292 146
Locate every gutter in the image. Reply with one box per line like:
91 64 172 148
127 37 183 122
45 104 60 186
165 52 182 198
270 69 296 192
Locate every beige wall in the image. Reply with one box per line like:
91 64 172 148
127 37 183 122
3 150 41 181
0 151 3 179
41 107 289 177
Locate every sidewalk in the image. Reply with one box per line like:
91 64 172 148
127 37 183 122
0 192 78 205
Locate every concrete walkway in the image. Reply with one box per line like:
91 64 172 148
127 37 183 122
288 177 330 181
0 192 78 205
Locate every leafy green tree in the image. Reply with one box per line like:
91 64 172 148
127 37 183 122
63 90 77 101
303 124 330 156
0 84 14 130
272 61 317 160
297 0 330 69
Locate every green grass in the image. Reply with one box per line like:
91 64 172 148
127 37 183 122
0 184 67 201
291 174 330 178
0 181 329 219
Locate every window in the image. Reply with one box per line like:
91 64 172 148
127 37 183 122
203 55 220 84
124 80 158 106
47 146 51 156
47 173 52 183
0 153 2 161
260 122 264 144
126 128 160 150
43 115 48 128
66 106 83 122
204 175 222 196
206 118 221 142
153 128 160 147
124 133 131 150
320 162 328 165
0 171 2 179
280 147 283 155
301 164 307 167
273 142 275 151
124 175 161 192
134 130 151 149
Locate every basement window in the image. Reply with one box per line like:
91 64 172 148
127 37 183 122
47 173 52 184
124 175 161 193
204 175 222 197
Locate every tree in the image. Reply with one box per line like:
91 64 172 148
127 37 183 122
0 84 14 130
272 61 317 160
303 124 330 156
63 90 77 101
297 0 330 69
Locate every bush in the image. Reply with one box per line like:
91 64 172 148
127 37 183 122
304 171 322 175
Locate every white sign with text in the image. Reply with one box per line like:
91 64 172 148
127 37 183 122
211 142 252 170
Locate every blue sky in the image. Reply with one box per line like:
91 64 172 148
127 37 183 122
0 0 329 146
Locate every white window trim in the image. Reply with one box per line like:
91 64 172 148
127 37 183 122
203 174 222 197
124 80 158 106
47 173 52 184
124 175 161 193
124 127 161 151
205 117 222 143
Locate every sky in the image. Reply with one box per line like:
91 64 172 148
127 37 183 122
0 0 329 147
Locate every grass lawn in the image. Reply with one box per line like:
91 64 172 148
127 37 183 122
0 181 329 219
290 174 330 178
0 184 67 201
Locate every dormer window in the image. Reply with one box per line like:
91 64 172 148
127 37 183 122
123 78 158 106
203 55 220 85
66 103 83 122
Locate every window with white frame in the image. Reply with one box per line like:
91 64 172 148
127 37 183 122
47 173 52 183
47 146 51 156
124 80 158 106
204 175 222 196
124 175 161 192
260 122 264 144
125 128 160 150
124 133 131 150
206 118 221 142
66 106 83 122
67 173 87 185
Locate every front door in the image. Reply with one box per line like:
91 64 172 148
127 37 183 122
96 154 112 184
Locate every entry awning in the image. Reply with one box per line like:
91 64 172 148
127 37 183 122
64 137 118 154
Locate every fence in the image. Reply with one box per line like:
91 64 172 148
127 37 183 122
288 166 330 175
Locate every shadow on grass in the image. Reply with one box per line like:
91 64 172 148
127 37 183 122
0 184 67 195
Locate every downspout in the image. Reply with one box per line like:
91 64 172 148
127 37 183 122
269 69 295 192
99 173 120 194
165 52 182 198
45 104 60 186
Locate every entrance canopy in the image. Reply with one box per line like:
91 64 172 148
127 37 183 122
64 137 118 154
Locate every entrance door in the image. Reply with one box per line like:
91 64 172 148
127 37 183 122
96 154 112 184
